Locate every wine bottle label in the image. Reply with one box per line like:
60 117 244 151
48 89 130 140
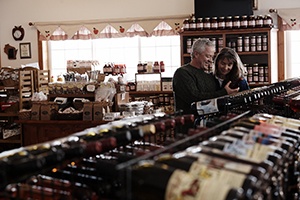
165 170 200 200
223 140 252 157
196 99 219 115
249 143 274 162
189 163 245 199
195 153 252 174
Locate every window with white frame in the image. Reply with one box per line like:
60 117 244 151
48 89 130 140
47 35 181 82
285 30 300 79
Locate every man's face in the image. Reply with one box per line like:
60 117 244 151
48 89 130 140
194 46 215 71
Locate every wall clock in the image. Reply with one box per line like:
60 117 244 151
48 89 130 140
12 25 25 41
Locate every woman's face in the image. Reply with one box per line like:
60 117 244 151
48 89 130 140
217 57 233 77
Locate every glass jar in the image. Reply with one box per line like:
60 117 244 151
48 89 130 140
250 35 256 51
196 18 204 30
189 16 197 31
218 17 225 29
244 36 250 52
262 35 268 51
248 15 256 28
233 16 240 29
153 61 160 73
211 17 218 29
241 15 248 29
237 36 243 52
256 35 262 51
204 17 211 30
218 37 223 52
183 18 190 31
225 16 233 29
255 15 263 28
263 14 273 28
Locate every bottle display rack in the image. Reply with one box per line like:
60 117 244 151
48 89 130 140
1 78 300 199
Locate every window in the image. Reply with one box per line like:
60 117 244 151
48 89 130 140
47 35 180 82
285 30 300 79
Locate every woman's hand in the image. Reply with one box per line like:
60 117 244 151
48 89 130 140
224 81 239 94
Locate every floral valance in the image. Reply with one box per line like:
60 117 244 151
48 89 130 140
276 8 300 30
30 15 187 40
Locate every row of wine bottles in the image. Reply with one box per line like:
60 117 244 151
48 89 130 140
0 111 195 190
1 111 300 199
126 113 300 200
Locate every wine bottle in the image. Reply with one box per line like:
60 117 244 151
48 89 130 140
130 160 243 200
6 183 71 200
155 153 263 200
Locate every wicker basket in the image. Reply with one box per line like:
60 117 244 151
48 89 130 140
1 102 19 113
2 78 18 87
18 110 32 120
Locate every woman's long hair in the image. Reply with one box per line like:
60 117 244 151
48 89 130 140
213 47 247 86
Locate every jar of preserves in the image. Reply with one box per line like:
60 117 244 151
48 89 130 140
211 17 218 29
159 61 165 72
253 63 259 73
237 36 243 52
263 14 273 28
225 16 233 29
248 15 256 28
218 37 223 52
189 16 197 31
255 15 263 28
244 36 250 52
245 64 252 75
204 17 211 30
153 61 160 73
218 17 225 29
233 16 240 29
183 18 190 31
241 15 248 29
196 18 204 30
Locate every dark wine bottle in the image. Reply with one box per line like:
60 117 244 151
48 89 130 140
154 153 263 200
129 160 244 200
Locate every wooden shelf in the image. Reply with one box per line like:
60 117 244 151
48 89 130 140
180 28 278 86
129 91 173 95
0 86 18 90
181 28 273 35
48 93 95 99
0 112 18 117
0 135 21 144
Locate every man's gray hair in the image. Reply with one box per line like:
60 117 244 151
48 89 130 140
191 38 214 59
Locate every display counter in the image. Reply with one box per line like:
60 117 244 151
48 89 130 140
17 120 107 146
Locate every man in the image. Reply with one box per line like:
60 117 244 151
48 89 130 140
173 38 239 115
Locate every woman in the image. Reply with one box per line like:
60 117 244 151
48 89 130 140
213 47 250 92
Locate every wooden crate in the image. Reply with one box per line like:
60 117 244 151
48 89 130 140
19 70 34 110
36 70 50 95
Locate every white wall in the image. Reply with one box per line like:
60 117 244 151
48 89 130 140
0 0 299 67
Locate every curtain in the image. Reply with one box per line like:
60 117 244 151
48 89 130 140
276 8 300 30
31 15 187 40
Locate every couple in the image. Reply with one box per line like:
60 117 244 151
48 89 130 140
173 38 250 115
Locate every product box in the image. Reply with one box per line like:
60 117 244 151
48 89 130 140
93 102 104 121
31 103 41 120
82 102 93 121
161 77 173 91
116 92 130 105
40 104 51 120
